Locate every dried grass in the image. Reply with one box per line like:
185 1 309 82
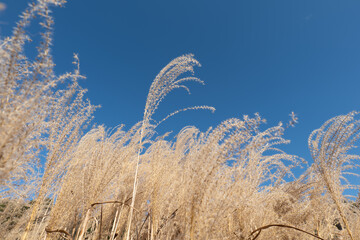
0 1 359 240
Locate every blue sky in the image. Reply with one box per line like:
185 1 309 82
2 0 360 173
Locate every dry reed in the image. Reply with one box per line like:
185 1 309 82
0 1 359 240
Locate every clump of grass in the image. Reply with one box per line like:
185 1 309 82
0 0 96 239
308 111 360 240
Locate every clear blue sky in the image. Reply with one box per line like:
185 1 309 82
2 0 360 171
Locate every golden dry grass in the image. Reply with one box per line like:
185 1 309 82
0 1 359 240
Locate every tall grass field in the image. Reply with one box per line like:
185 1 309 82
0 1 359 239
